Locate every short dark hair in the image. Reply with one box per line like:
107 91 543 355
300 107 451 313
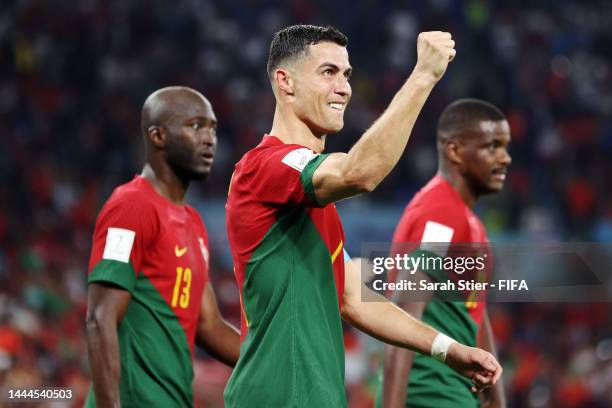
437 98 506 137
267 25 348 79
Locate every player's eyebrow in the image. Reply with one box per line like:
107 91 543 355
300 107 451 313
189 116 217 127
318 62 353 75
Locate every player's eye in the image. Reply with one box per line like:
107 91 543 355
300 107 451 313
192 123 201 131
323 69 334 77
487 141 499 151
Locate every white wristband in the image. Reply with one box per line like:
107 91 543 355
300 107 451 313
431 333 456 363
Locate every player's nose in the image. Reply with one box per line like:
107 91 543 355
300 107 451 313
201 128 217 148
499 149 511 166
334 78 351 99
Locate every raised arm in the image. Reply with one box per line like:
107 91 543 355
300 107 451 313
341 259 502 392
312 32 456 206
86 283 132 408
195 283 240 367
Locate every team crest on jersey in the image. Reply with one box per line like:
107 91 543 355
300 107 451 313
281 148 318 172
198 237 209 265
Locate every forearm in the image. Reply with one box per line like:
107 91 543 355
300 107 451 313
479 314 506 407
382 346 414 408
341 71 437 191
343 292 437 354
196 317 240 367
481 386 506 408
86 318 121 407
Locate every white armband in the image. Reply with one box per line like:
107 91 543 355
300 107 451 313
431 333 456 363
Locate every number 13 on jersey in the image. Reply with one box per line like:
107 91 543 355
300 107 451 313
172 267 192 308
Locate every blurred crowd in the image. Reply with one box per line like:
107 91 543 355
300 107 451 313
0 0 611 407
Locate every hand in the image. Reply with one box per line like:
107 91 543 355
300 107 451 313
445 343 502 393
413 31 456 83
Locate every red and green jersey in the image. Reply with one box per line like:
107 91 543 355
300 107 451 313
84 176 210 408
377 175 490 408
225 135 347 407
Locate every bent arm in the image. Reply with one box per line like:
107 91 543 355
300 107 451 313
195 283 240 367
342 259 437 354
86 283 132 408
342 259 502 392
313 32 456 205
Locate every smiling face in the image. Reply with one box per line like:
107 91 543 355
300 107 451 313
457 120 512 194
163 93 218 181
289 42 352 136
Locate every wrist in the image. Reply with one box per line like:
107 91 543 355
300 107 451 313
430 332 457 363
408 68 439 88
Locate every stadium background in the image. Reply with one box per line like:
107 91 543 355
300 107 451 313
1 0 611 407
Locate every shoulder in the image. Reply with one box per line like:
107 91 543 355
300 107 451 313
242 143 314 172
395 185 469 242
96 182 159 230
103 187 156 215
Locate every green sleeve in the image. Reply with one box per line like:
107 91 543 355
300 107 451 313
299 153 330 207
88 259 138 292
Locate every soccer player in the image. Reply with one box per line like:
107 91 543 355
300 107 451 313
379 99 511 408
85 87 240 407
225 25 502 407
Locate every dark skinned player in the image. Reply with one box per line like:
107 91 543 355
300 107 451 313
85 86 240 407
380 99 511 408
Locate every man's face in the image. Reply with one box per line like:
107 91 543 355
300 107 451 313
457 120 512 195
164 95 218 181
290 42 352 136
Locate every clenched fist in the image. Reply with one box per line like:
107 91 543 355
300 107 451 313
445 342 503 393
413 31 456 83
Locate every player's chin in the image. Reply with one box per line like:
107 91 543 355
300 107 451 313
190 165 211 181
485 180 505 193
325 119 344 134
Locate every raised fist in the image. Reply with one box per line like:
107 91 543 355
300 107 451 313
414 31 456 82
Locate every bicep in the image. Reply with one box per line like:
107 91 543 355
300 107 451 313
86 282 132 327
312 152 371 206
198 283 222 328
342 257 364 306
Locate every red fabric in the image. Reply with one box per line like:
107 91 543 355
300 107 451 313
226 135 345 341
392 175 490 326
88 176 210 354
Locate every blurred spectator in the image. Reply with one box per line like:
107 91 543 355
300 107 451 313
1 1 611 407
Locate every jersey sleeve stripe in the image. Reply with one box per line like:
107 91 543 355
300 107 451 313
88 259 138 292
330 240 343 263
238 290 250 328
299 153 330 207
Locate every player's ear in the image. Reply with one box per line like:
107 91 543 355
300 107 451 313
274 68 294 96
446 140 463 165
148 125 166 149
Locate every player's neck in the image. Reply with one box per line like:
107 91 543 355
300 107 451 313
269 105 326 153
141 163 188 205
438 170 478 208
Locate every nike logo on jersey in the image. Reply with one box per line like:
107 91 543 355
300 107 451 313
175 246 188 257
